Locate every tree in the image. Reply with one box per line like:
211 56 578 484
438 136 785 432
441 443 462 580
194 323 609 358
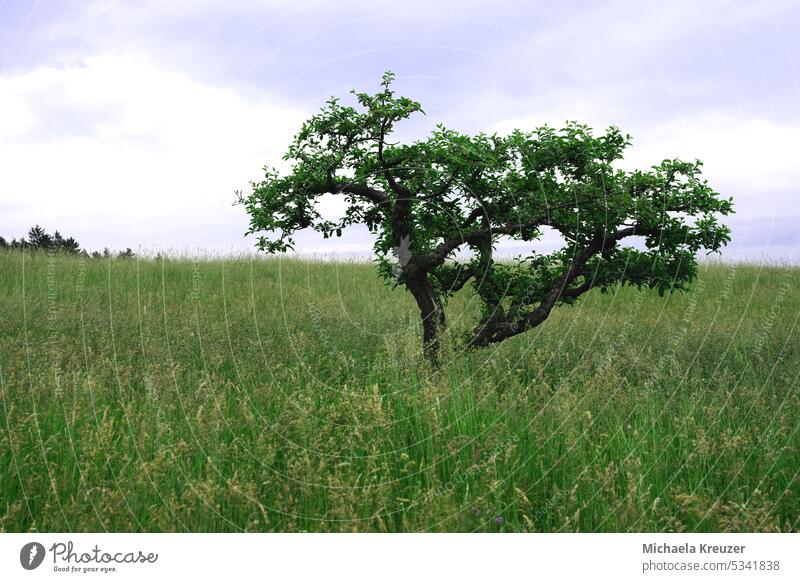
239 73 733 363
27 225 52 249
52 230 80 253
61 237 80 253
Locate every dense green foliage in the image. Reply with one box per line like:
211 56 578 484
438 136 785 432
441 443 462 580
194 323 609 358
240 73 733 358
1 252 797 532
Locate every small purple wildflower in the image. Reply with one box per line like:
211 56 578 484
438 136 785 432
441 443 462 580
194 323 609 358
494 515 504 525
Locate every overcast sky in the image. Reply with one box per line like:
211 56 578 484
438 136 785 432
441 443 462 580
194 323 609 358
1 0 798 260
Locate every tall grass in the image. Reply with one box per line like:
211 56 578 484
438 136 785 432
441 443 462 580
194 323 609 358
1 250 798 532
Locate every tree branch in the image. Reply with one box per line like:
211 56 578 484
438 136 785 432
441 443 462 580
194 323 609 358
420 196 601 270
471 223 663 345
315 178 390 206
377 117 413 199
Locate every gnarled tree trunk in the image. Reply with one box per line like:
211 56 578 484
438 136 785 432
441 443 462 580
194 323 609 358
405 271 446 364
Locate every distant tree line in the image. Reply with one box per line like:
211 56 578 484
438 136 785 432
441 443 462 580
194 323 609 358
0 225 135 258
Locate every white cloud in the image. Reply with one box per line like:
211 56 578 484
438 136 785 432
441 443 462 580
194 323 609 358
619 115 800 200
0 54 307 250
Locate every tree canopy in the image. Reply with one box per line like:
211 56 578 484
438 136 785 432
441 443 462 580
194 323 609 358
239 73 733 362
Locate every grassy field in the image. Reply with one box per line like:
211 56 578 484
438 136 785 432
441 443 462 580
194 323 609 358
1 250 798 532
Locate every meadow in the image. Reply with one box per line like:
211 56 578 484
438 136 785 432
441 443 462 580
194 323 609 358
0 250 798 532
